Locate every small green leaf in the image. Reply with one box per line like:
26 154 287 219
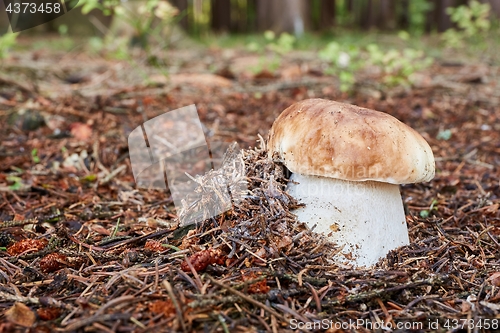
111 218 120 238
162 244 181 251
398 30 410 41
82 0 99 14
437 129 452 141
430 199 439 210
31 148 40 163
80 174 97 182
7 176 23 191
264 30 275 41
58 24 68 36
11 166 23 173
420 210 430 218
247 41 261 52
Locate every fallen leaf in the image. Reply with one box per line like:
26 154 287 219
489 272 500 287
170 73 232 88
147 74 168 86
178 229 199 250
69 122 92 141
241 271 270 294
5 303 36 327
274 235 293 251
148 300 176 317
484 204 499 215
480 301 500 311
281 64 302 81
215 66 235 79
253 69 275 80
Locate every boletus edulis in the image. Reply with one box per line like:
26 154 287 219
268 99 435 267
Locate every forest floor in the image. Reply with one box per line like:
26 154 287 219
0 35 500 332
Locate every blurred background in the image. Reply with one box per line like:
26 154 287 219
2 0 499 93
1 0 498 95
1 0 499 154
2 0 500 36
1 0 500 56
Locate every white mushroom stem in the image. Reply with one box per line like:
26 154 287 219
287 173 409 267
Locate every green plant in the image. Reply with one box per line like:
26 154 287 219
247 31 297 54
443 0 491 48
162 244 181 251
265 31 296 55
105 37 132 60
319 41 361 92
58 24 68 36
80 174 97 183
420 199 438 218
408 0 433 35
31 148 40 164
366 44 433 88
319 42 433 92
0 32 18 60
436 129 452 141
7 176 23 191
111 218 120 238
247 31 297 74
79 0 178 52
250 57 281 75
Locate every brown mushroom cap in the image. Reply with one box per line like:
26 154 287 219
268 99 435 184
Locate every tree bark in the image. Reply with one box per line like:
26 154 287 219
0 0 11 33
211 0 231 32
256 0 310 35
171 0 189 30
484 0 500 18
320 0 336 29
378 0 394 29
361 0 375 30
398 0 410 30
435 0 455 32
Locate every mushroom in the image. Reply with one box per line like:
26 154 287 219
268 99 435 267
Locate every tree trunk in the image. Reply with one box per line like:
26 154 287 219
320 0 336 29
361 0 375 30
0 0 10 33
378 0 394 29
256 0 310 35
398 0 410 30
171 0 189 30
211 0 231 32
435 0 455 32
247 0 258 32
484 0 500 18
